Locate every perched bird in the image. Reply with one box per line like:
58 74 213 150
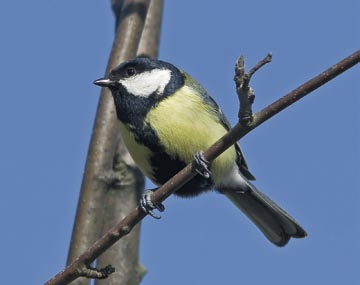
94 57 307 246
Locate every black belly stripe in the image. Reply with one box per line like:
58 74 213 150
150 151 186 184
150 150 214 197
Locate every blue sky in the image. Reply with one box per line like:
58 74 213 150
0 1 359 284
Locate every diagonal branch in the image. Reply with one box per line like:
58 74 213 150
149 50 360 204
46 50 360 285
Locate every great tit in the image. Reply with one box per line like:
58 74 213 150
94 57 307 246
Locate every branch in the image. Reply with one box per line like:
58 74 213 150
95 1 163 284
46 50 360 285
136 0 163 58
64 1 150 285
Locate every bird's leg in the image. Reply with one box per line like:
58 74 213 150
193 151 212 179
140 188 165 219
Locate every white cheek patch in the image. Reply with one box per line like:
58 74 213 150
119 69 171 97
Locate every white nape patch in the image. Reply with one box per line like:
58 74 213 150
219 164 248 190
119 69 171 97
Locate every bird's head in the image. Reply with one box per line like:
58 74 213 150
94 57 184 99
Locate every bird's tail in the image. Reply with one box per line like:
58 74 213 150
222 181 307 246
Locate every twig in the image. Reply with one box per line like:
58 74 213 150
46 50 360 285
234 53 272 125
247 53 272 80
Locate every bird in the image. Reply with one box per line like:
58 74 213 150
93 56 307 246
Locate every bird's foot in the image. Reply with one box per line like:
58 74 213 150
140 189 165 219
193 151 212 179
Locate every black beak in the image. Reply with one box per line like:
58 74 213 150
93 78 116 88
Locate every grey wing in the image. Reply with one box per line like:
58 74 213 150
185 73 256 180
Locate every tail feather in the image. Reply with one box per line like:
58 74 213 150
222 182 307 247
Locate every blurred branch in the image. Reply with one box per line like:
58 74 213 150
46 49 360 284
61 1 150 285
95 1 163 285
137 0 163 57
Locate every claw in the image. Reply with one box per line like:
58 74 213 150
193 151 212 179
140 189 165 219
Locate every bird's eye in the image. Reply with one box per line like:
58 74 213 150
125 67 137 77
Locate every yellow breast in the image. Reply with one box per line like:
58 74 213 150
145 86 236 184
